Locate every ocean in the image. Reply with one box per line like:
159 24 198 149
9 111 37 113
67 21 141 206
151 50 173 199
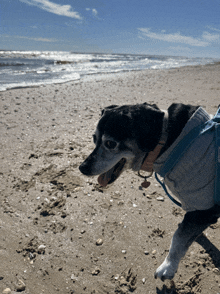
0 50 218 92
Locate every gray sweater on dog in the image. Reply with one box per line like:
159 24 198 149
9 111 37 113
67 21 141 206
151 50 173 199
154 107 215 212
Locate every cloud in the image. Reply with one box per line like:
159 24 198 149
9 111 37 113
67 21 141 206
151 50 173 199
202 31 220 42
86 8 98 17
21 36 58 42
206 26 220 33
3 34 58 42
138 28 210 47
92 8 98 16
20 0 82 19
168 45 192 53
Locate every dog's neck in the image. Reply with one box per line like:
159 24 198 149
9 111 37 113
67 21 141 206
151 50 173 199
141 111 168 172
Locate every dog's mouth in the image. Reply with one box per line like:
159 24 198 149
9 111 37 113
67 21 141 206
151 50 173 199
98 158 126 187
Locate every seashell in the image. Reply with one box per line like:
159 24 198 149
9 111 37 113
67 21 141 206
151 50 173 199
156 196 164 201
3 288 12 294
96 238 103 245
16 279 26 291
38 244 46 253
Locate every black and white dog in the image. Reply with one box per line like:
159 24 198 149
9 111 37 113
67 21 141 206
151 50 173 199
79 103 220 281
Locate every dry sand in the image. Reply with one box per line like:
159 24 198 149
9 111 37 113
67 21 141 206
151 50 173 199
0 63 220 294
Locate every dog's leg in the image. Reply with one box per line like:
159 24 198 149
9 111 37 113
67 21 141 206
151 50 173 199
154 221 208 280
154 209 219 281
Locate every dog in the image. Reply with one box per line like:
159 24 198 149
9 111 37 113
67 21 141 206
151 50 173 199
79 102 220 281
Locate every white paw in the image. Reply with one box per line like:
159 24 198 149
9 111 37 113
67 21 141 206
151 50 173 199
154 259 177 281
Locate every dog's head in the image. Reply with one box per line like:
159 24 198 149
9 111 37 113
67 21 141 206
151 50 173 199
79 103 164 187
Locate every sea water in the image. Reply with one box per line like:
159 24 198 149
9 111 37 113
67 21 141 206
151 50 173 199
0 50 218 91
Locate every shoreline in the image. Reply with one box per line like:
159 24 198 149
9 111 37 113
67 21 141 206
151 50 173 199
1 60 220 93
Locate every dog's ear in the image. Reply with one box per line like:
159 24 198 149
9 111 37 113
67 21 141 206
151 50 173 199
101 105 119 116
132 105 164 152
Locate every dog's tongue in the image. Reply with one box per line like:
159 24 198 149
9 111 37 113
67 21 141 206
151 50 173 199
98 173 111 187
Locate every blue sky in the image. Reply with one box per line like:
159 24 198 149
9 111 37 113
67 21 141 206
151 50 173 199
1 0 220 57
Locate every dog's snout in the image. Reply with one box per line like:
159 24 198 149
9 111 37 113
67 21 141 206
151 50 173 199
79 161 92 176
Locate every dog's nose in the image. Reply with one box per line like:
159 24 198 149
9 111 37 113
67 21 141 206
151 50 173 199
79 162 91 176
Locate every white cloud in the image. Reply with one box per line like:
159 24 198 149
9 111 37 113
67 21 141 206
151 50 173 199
7 35 58 42
20 0 82 19
206 26 220 33
138 28 209 47
202 31 220 42
86 7 98 17
92 9 98 16
168 45 192 53
24 36 58 42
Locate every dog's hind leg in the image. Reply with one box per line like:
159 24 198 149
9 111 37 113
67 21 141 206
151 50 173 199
154 208 220 281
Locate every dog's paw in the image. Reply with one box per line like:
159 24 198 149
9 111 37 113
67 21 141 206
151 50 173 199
154 259 177 281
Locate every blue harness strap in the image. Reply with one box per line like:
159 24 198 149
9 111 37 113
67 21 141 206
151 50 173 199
155 172 182 207
214 108 220 205
155 107 220 207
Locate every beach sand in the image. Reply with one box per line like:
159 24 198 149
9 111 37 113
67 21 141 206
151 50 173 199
0 63 220 294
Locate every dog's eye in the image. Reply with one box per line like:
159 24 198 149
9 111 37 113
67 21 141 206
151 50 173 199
104 140 117 149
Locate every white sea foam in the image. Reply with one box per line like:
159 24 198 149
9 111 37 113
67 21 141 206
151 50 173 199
0 51 219 91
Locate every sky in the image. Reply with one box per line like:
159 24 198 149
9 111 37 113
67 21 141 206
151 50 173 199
0 0 220 58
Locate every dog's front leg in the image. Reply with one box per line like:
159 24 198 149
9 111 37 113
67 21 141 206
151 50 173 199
154 213 211 281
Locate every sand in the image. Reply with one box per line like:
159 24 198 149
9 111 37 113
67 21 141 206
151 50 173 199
0 63 220 294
